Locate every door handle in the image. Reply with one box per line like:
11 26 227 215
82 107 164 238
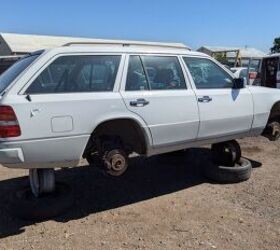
130 98 149 107
198 96 212 103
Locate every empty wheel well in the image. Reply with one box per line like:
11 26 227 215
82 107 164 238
268 102 280 122
262 102 280 141
83 119 147 157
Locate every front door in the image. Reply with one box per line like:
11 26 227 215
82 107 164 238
183 56 254 140
120 55 199 147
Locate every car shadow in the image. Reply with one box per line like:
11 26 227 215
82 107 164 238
0 148 261 239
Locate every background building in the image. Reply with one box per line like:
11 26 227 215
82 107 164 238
197 45 266 70
0 33 130 56
0 32 116 73
0 32 189 74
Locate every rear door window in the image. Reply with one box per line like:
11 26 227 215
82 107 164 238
125 55 186 91
142 56 186 90
26 55 121 94
125 56 149 91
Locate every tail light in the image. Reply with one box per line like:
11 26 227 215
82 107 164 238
0 106 21 138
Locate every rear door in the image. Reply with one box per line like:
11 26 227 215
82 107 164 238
120 55 199 147
183 56 254 140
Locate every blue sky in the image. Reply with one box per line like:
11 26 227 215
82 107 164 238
0 0 278 52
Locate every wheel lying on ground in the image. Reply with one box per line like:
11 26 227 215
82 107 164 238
211 140 241 166
9 182 74 221
203 157 252 183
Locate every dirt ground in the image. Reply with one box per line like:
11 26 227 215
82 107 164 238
0 136 279 250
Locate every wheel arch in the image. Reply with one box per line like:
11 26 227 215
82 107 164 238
268 101 280 122
262 101 280 141
82 116 152 158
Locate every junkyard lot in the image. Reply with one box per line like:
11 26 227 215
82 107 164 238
0 136 279 249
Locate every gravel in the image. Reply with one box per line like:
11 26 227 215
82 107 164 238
0 136 279 249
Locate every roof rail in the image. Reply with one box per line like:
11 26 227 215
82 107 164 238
62 41 190 50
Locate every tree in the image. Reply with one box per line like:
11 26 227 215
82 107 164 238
271 37 280 53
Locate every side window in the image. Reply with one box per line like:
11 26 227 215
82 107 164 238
142 56 186 90
126 56 149 91
125 55 186 91
183 57 233 89
26 55 121 94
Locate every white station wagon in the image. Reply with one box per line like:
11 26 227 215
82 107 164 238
0 40 279 197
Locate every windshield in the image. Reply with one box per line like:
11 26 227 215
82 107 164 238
0 54 40 93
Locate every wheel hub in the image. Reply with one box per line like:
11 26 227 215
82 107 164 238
111 154 126 171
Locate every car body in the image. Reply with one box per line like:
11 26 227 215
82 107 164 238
260 54 280 88
0 41 279 170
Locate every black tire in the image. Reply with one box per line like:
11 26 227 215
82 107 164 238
211 140 241 166
103 149 128 177
203 157 252 183
9 182 74 221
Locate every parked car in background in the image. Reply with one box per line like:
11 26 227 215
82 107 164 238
261 54 280 88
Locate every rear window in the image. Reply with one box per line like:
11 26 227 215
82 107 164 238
0 55 39 93
26 55 121 94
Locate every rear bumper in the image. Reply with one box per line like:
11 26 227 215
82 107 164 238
0 135 89 169
0 148 24 164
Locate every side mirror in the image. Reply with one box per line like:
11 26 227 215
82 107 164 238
233 78 245 89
